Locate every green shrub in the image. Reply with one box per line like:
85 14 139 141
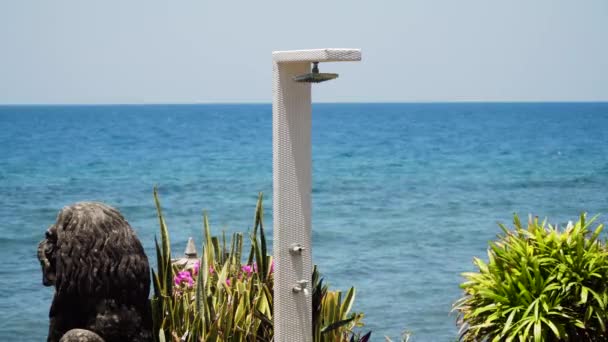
453 214 608 341
150 189 369 342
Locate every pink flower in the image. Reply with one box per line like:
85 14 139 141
193 261 200 276
241 264 253 277
226 278 231 286
174 271 194 287
209 265 215 274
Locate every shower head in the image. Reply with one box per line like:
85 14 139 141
293 62 338 83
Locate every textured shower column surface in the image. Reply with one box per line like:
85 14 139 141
272 48 361 342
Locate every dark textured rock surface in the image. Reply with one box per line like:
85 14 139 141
37 202 152 342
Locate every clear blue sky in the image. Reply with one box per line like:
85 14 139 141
1 0 606 104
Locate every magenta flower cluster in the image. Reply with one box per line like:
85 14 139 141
174 260 274 288
241 264 254 277
174 261 200 288
241 261 274 277
174 271 194 287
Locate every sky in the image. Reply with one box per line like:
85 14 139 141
0 0 606 104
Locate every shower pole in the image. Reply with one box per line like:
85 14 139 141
271 49 361 342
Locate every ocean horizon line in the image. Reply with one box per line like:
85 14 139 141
1 100 608 107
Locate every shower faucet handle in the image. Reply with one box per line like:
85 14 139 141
289 243 306 254
293 280 309 296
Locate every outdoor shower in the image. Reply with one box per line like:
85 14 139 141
272 48 361 342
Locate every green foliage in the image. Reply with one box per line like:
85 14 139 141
151 189 368 341
453 213 608 341
312 265 368 342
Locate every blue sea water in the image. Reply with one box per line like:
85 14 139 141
1 102 608 341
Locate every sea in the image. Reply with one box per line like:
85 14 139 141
1 103 607 341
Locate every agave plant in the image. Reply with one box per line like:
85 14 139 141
150 188 369 341
312 265 370 342
453 213 608 342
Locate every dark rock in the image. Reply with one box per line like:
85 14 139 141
38 202 152 342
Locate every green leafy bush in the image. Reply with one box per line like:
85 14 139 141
453 214 608 341
150 189 369 341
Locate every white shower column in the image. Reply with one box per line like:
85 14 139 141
272 48 361 342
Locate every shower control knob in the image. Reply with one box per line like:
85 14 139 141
293 280 309 296
289 243 306 254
